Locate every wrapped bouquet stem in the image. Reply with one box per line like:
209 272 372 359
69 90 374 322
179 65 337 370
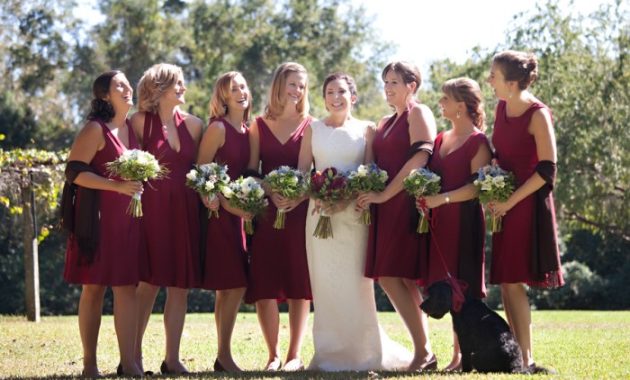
106 149 168 217
264 166 309 230
402 168 441 233
474 164 516 233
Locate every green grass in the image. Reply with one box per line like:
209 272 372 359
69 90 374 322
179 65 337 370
1 311 629 379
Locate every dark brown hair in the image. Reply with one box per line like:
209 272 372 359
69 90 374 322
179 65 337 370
442 77 486 130
493 50 538 90
381 61 422 93
87 70 122 122
322 72 358 98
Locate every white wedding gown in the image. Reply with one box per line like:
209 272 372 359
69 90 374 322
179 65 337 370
306 119 412 371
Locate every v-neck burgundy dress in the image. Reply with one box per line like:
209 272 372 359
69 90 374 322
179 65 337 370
200 117 250 290
364 111 427 283
139 111 201 289
64 119 142 286
426 131 489 298
491 100 564 287
245 117 312 303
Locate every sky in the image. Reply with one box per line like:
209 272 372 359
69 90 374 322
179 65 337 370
352 0 615 78
75 0 619 80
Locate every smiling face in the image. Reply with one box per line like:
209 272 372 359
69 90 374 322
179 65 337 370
487 63 513 100
106 73 133 111
324 78 356 115
383 70 415 108
161 74 186 106
226 74 250 112
282 72 307 107
438 92 462 121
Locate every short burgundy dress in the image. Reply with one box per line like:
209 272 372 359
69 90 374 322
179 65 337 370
64 120 142 286
426 131 489 298
245 117 312 303
200 117 250 290
139 111 201 288
491 100 564 287
364 111 427 282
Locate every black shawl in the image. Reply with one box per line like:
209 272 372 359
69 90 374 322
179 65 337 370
531 160 563 287
60 161 100 265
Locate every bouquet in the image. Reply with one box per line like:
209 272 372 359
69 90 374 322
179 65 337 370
347 163 388 224
310 167 349 239
264 165 309 229
106 149 168 217
403 167 441 233
473 165 516 233
221 176 268 234
186 163 230 218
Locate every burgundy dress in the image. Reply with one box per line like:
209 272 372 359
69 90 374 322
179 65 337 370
139 111 201 288
491 100 564 287
365 111 427 282
426 131 489 298
200 117 250 290
64 120 142 286
245 117 312 303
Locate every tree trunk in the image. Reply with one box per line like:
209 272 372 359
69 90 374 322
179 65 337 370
21 182 40 322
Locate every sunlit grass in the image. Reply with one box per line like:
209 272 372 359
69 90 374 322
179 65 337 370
1 311 628 379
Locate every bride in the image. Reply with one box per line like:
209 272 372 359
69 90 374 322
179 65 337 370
297 72 412 371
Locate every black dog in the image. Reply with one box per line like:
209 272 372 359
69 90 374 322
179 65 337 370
421 281 524 373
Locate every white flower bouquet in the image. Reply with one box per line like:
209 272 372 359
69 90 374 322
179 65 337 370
474 164 515 233
347 163 388 224
403 167 441 233
264 165 309 229
186 163 230 218
106 149 168 217
222 176 268 234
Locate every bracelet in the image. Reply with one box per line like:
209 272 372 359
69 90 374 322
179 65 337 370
444 193 451 204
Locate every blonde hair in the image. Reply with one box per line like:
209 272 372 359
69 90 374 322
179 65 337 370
208 71 251 122
264 62 310 119
137 63 183 113
442 77 486 131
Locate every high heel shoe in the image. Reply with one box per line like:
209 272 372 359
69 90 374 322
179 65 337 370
160 361 190 375
417 354 438 372
116 364 123 377
213 358 225 372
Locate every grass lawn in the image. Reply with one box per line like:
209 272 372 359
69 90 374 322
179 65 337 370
0 310 628 379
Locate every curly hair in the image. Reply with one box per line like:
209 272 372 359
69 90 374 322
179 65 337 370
86 70 122 122
442 77 486 131
137 63 183 113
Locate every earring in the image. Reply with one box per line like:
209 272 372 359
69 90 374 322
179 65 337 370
456 111 461 119
508 92 513 99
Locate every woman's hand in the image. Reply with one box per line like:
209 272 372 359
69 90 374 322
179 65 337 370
322 199 351 215
419 194 443 209
489 200 513 218
356 191 386 209
201 194 220 211
115 180 143 197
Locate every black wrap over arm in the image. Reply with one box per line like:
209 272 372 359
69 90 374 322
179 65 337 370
531 160 563 286
408 140 434 159
60 161 100 265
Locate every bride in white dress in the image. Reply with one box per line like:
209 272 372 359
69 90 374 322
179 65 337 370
298 73 412 371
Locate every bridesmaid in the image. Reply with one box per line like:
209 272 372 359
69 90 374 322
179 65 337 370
417 78 491 371
245 62 312 371
487 50 563 372
130 63 203 374
198 71 252 372
61 71 143 377
357 61 437 371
